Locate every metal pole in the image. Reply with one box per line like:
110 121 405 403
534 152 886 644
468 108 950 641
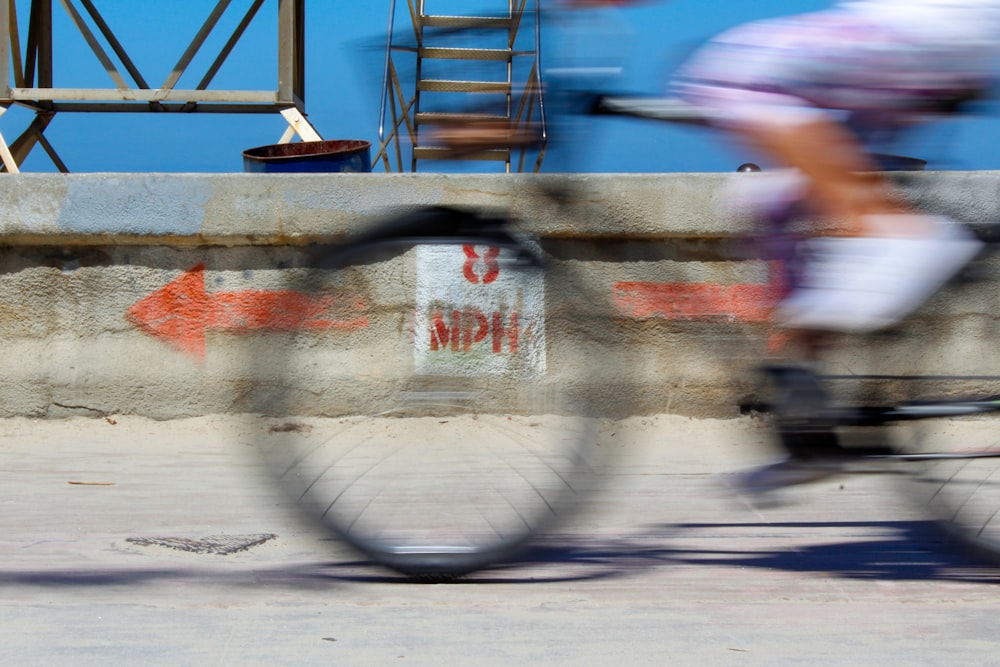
277 0 303 105
0 0 10 97
378 0 397 144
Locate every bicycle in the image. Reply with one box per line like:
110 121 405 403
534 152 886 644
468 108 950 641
251 34 1000 578
595 95 1000 566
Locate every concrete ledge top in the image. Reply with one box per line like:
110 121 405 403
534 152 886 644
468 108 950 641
0 171 998 245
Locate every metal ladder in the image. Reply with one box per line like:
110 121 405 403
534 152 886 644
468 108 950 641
375 0 545 172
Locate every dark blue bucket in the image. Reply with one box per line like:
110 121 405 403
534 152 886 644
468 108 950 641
242 139 372 173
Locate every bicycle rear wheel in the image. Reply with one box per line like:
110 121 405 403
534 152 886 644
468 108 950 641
860 250 1000 564
904 417 1000 562
251 207 615 578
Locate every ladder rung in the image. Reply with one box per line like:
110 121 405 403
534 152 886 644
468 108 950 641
419 47 512 61
415 112 510 125
414 146 511 162
421 15 512 29
418 80 511 94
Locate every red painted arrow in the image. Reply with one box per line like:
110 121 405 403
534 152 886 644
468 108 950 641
612 281 780 322
127 264 368 359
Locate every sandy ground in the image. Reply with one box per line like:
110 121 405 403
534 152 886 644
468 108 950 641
0 413 998 665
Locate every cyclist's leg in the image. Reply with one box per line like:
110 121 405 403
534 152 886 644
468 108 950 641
742 118 909 232
742 116 982 334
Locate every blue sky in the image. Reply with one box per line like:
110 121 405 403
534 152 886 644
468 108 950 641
7 0 999 173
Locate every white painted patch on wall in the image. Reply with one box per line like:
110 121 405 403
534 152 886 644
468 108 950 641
414 244 546 377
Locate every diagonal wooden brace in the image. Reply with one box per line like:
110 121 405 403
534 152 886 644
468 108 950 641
0 106 20 173
278 107 322 144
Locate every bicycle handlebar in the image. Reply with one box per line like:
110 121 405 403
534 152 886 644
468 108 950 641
588 94 711 125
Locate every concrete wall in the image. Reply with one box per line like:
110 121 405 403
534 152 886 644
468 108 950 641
2 172 999 419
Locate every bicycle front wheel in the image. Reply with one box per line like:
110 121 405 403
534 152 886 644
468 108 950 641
251 208 615 578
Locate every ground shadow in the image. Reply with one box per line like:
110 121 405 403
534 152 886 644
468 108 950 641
487 519 1000 585
2 519 998 587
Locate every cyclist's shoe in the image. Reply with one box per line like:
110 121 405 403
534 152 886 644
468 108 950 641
776 218 982 333
732 457 844 494
732 443 895 495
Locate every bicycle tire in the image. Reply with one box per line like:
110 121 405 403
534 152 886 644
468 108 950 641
251 207 617 578
772 238 1000 564
866 251 1000 565
905 422 1000 563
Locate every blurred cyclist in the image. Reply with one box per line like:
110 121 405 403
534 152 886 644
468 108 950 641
673 0 1000 333
434 1 1000 485
672 1 1000 489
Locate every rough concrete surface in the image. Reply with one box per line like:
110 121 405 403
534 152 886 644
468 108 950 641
1 172 999 243
0 172 999 420
1 414 998 665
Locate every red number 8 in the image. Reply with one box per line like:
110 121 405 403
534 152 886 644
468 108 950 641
462 245 500 284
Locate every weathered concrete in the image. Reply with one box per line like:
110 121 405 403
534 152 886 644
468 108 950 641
3 171 1000 243
0 172 998 419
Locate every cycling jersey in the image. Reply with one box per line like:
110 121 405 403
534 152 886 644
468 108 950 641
672 2 1000 127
